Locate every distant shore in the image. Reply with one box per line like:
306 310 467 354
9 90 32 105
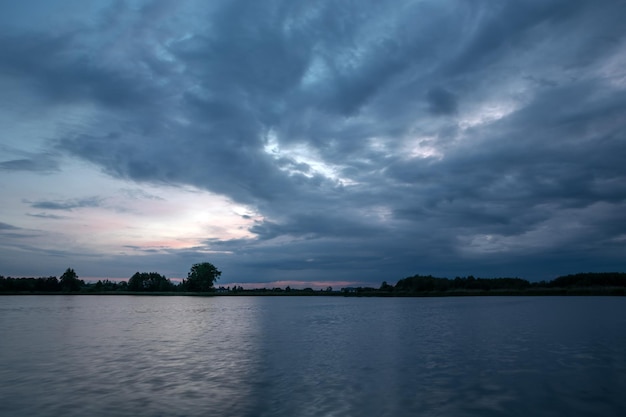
2 272 625 296
1 287 624 296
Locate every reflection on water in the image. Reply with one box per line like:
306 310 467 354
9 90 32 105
1 296 625 416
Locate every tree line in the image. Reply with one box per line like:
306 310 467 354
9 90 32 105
0 262 221 294
1 268 624 295
366 272 626 296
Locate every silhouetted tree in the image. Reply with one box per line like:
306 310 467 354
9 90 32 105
184 262 221 292
128 272 174 292
60 268 83 292
547 272 626 288
42 276 61 292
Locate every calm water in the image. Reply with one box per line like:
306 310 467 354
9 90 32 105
1 296 625 417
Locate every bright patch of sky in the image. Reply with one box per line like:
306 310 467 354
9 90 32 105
264 130 357 186
2 158 257 257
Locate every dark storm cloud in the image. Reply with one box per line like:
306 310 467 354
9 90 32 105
2 0 625 281
0 32 158 109
442 0 596 76
250 211 385 241
426 88 458 116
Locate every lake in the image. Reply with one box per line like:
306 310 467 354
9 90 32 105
1 295 625 416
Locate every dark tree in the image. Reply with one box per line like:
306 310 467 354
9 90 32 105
185 262 221 292
379 281 394 292
128 272 174 292
60 268 83 292
42 276 61 292
548 272 626 288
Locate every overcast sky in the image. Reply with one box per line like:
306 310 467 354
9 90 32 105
1 0 625 287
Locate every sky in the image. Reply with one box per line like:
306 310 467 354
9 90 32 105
1 0 625 288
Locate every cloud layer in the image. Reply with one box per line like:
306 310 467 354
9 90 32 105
1 0 625 283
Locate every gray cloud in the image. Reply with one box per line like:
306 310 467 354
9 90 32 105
1 0 625 281
27 197 103 211
0 158 59 173
426 88 458 116
119 188 165 201
0 222 20 231
0 222 44 242
26 213 66 220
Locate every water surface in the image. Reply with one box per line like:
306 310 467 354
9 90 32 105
1 295 625 416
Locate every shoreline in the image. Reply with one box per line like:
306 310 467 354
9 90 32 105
1 287 624 297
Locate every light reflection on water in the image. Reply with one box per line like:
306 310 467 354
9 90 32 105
1 295 625 416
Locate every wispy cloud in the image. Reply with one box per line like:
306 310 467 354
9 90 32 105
26 212 66 220
0 222 20 231
26 197 104 211
119 188 165 201
0 155 59 173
